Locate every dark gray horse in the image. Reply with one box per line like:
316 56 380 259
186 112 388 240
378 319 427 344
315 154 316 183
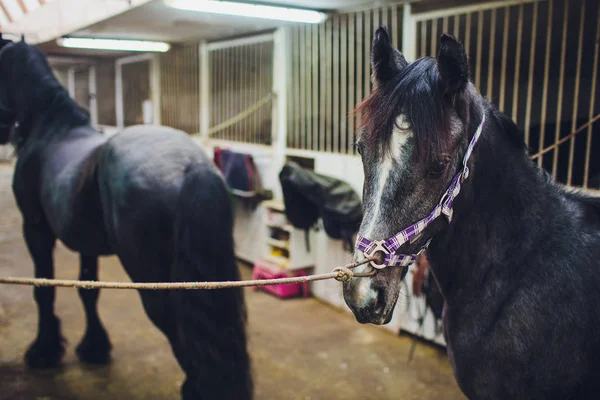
344 27 600 399
0 39 252 400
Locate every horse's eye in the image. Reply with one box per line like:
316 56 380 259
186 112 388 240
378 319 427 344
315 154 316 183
428 159 448 178
354 142 362 155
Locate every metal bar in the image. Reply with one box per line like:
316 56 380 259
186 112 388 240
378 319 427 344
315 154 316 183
551 0 568 179
382 6 389 33
454 14 460 38
254 44 260 143
538 0 553 168
299 26 306 148
475 11 483 90
487 8 496 100
465 13 471 61
402 2 416 62
391 5 399 49
89 65 98 127
319 21 326 152
292 27 299 148
287 31 293 147
567 1 585 186
499 6 509 111
333 14 340 153
524 2 538 147
584 3 600 188
312 24 319 151
305 25 312 149
442 16 448 35
355 10 363 151
364 9 372 96
348 12 356 154
511 4 523 123
431 17 438 57
413 0 544 22
67 67 75 98
326 18 333 152
115 61 123 129
207 33 275 51
341 14 348 154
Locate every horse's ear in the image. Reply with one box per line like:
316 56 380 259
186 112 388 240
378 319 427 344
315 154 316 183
437 33 469 95
371 26 407 88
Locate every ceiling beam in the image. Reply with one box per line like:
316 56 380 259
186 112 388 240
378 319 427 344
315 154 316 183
0 0 13 23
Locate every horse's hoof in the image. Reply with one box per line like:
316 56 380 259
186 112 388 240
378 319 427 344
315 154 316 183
76 332 112 365
24 338 65 369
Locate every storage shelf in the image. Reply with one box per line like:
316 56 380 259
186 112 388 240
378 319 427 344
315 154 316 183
267 238 289 249
265 254 290 268
266 222 294 232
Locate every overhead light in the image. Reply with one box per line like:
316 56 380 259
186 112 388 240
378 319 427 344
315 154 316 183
165 0 327 24
56 37 171 53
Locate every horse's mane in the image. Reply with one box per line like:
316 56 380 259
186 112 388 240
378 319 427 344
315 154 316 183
1 42 90 151
487 105 527 151
355 56 528 162
355 57 450 162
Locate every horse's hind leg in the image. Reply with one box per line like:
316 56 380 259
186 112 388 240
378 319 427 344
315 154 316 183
23 220 65 369
75 255 112 364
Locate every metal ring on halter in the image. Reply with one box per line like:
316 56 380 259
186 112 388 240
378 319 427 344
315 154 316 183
365 240 390 269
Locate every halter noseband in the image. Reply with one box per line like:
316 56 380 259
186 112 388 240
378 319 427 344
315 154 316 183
355 112 486 269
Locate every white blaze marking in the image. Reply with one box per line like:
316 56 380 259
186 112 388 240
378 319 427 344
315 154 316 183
363 114 412 239
354 115 412 305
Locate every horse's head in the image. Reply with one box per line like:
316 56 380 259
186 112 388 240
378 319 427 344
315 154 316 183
0 38 16 144
0 39 87 150
343 27 481 324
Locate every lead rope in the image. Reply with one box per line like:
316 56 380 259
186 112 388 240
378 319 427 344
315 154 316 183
0 256 377 290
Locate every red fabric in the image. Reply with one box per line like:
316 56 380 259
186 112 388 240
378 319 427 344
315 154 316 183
213 147 223 169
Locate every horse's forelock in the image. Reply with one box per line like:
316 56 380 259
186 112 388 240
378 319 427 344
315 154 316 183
354 57 456 163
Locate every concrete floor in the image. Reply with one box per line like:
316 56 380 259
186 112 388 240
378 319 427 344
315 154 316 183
0 162 465 400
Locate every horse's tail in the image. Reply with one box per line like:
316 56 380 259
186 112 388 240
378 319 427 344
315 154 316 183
172 162 253 400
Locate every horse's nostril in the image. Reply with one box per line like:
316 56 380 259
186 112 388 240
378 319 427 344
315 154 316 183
373 288 387 315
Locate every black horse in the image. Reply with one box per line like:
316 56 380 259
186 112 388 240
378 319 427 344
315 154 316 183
344 27 600 399
0 39 252 399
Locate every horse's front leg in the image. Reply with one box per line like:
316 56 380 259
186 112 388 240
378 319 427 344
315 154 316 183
23 220 65 368
75 255 112 364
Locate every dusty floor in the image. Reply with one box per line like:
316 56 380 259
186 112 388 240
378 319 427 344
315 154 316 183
0 162 465 400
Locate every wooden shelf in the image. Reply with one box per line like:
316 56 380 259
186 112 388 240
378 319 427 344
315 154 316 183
260 200 314 271
267 238 289 249
266 222 294 232
265 254 290 268
262 199 285 212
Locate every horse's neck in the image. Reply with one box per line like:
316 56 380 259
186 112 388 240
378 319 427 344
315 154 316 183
426 120 558 305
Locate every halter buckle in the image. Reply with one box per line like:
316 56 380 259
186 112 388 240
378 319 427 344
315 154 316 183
366 240 390 270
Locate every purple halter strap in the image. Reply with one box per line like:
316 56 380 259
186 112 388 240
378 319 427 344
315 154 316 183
355 113 486 269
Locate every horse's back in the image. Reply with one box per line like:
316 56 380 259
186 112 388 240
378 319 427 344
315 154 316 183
97 125 220 272
99 125 214 201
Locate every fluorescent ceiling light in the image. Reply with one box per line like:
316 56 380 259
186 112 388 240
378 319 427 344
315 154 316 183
165 0 327 24
56 37 171 53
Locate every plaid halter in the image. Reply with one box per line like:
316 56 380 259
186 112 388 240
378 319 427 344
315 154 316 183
355 113 486 269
